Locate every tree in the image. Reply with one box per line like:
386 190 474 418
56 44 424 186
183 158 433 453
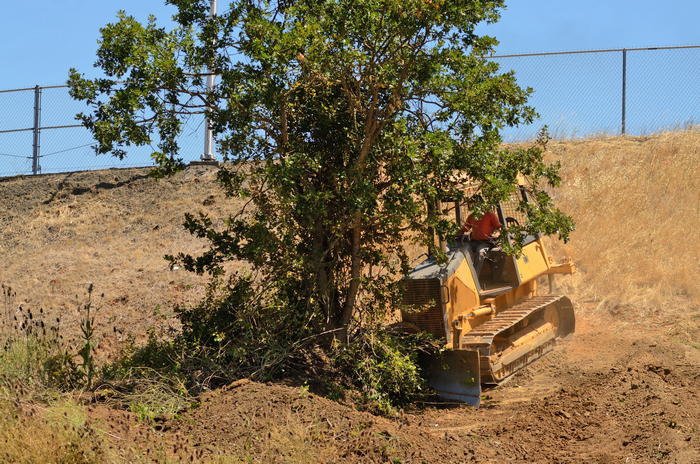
69 0 574 350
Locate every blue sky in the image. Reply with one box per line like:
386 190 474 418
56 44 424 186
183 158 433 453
477 1 700 55
1 0 699 176
1 0 698 90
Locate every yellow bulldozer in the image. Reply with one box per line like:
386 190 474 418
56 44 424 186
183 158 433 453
401 180 575 407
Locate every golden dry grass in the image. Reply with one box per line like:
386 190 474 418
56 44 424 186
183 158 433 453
0 392 112 463
543 129 700 330
0 393 235 463
0 166 246 359
3 133 700 346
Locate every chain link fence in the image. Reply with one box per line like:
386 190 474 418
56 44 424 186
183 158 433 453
0 84 207 178
492 45 700 141
2 45 700 177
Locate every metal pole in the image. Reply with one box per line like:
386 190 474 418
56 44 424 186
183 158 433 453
201 0 218 161
32 85 41 175
622 49 627 135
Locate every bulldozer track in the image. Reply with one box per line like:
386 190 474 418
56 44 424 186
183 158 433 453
460 295 572 385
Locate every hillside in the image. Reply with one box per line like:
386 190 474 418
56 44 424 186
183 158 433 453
1 131 700 462
0 165 241 358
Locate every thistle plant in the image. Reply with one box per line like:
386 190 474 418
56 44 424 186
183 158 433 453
76 284 102 389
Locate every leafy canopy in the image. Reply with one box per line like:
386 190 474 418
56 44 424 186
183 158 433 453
69 0 574 348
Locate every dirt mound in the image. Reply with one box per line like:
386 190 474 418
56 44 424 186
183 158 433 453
82 317 700 463
474 335 700 463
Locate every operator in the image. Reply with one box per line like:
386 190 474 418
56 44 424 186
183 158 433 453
459 206 502 277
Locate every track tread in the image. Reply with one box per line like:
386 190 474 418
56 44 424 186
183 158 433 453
460 294 571 384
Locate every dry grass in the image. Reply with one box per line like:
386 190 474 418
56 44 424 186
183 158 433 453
0 391 236 463
4 134 700 346
543 129 700 327
0 166 246 359
0 379 120 463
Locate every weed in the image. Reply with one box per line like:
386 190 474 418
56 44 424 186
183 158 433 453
0 398 106 463
0 368 131 463
671 338 700 350
99 334 196 423
76 284 101 389
1 283 78 391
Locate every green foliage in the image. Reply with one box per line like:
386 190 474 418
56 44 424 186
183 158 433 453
332 327 432 413
0 331 76 392
98 330 198 423
69 0 575 384
108 329 182 375
171 271 315 380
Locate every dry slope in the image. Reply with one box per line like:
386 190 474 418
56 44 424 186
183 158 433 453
2 131 700 462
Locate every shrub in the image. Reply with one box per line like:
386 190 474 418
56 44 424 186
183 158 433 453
331 326 433 414
172 272 316 382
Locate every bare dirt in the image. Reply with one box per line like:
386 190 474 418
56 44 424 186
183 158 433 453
2 164 700 463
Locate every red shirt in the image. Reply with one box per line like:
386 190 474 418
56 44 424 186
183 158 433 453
462 212 501 240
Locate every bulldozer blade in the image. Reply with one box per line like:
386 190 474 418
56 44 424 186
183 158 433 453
557 296 576 341
420 349 481 408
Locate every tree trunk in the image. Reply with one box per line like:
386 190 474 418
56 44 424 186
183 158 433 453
338 209 363 343
312 218 334 327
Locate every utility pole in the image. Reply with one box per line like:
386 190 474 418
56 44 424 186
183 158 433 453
197 0 219 165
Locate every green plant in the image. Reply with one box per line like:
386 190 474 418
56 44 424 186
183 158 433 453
76 284 101 389
1 284 77 391
0 283 112 393
332 327 432 414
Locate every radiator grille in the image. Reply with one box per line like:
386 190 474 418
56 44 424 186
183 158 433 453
401 278 445 339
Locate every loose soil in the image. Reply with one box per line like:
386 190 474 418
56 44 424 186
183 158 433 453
2 164 700 463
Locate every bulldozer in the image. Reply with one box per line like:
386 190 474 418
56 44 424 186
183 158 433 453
400 180 576 407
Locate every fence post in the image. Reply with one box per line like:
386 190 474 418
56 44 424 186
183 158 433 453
621 49 627 135
32 84 41 175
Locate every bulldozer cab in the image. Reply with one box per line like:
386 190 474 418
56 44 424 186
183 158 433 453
449 185 539 298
